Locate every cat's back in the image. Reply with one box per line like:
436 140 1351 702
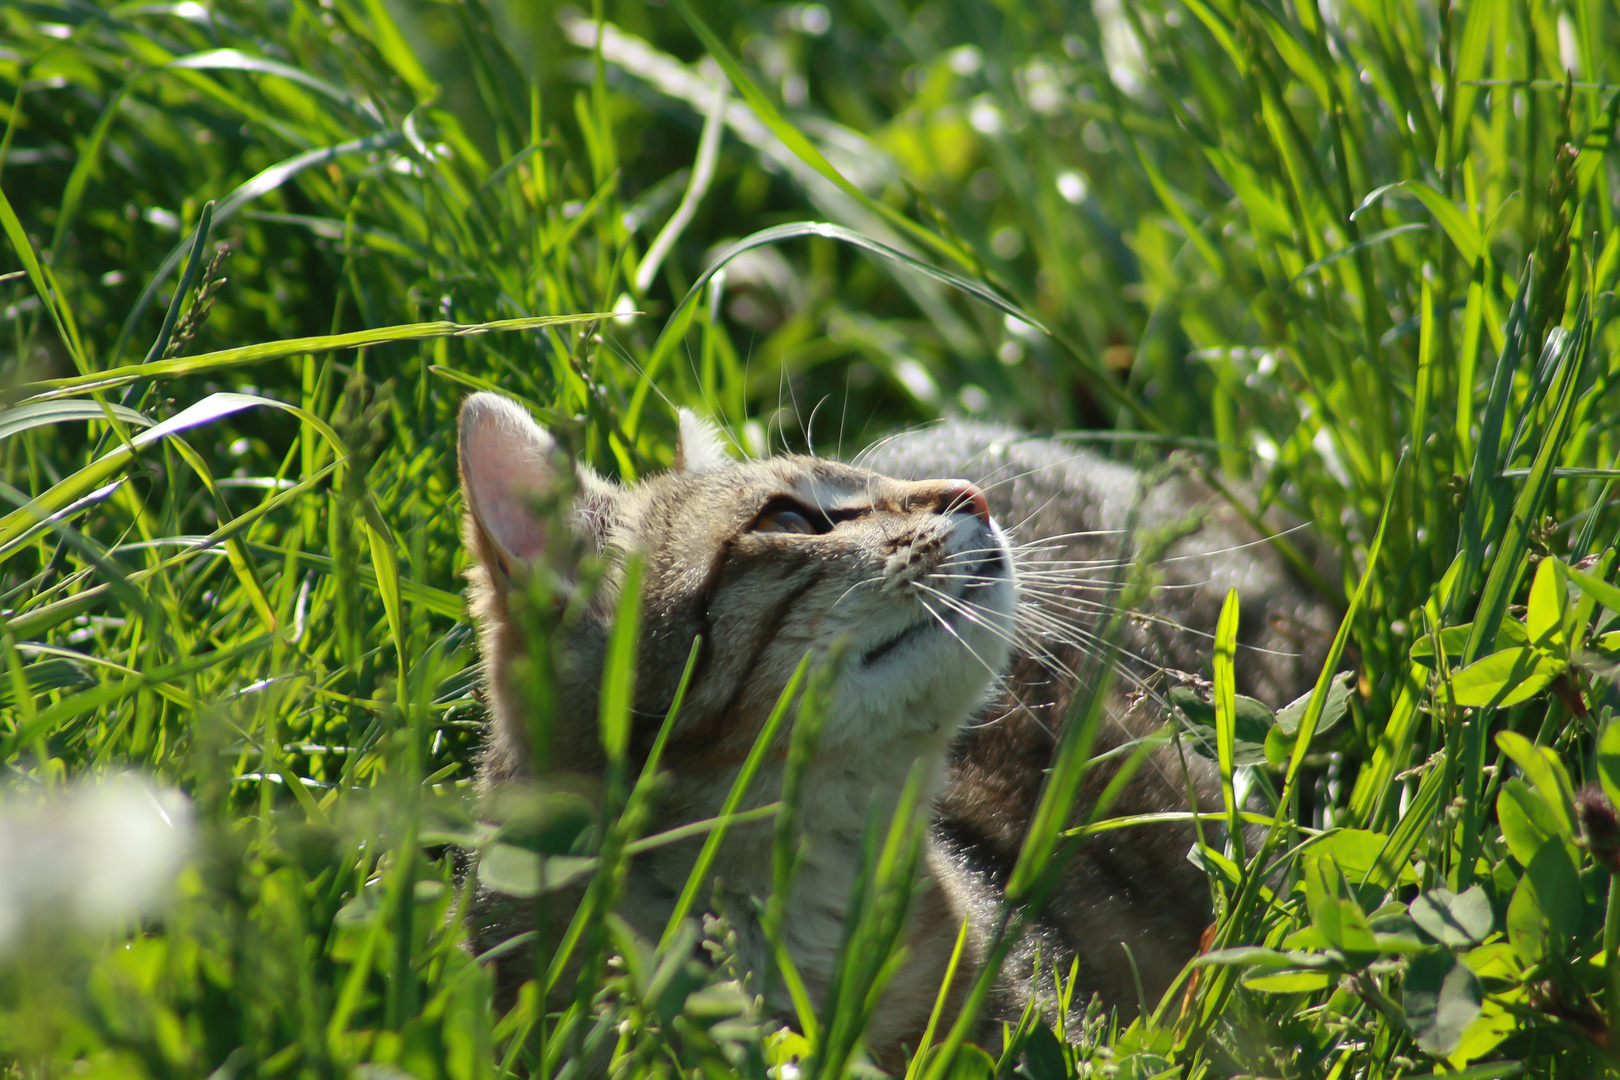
859 419 1335 1016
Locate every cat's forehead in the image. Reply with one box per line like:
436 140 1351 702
689 454 894 504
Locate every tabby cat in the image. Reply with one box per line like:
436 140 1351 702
456 391 1331 1061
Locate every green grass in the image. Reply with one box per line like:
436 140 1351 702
3 0 1620 1075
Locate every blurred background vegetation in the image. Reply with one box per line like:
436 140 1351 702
3 0 1620 1075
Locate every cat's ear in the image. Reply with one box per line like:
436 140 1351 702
674 408 733 474
458 392 561 574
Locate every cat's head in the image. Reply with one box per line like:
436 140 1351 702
458 391 1017 787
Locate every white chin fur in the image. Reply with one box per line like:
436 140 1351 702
831 515 1017 749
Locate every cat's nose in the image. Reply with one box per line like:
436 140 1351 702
938 480 992 524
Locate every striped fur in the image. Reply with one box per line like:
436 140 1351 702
458 395 1332 1062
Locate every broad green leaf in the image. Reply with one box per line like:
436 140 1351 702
1597 719 1620 814
1274 670 1355 736
1531 840 1583 940
1315 899 1379 956
1505 841 1582 964
1461 942 1521 980
27 313 611 402
1494 731 1577 841
1409 886 1493 946
476 844 540 898
1404 950 1483 1056
479 848 595 900
1447 1000 1521 1070
1302 829 1418 886
1019 1023 1067 1080
1242 969 1335 993
1506 870 1547 966
1351 181 1482 263
1410 619 1528 662
1372 932 1431 954
1525 557 1568 653
1170 684 1275 767
0 399 154 442
1263 723 1292 767
1496 779 1570 866
1447 646 1561 708
1564 552 1616 652
1566 563 1620 619
1196 946 1334 968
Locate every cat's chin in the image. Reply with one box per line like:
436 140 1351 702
831 575 1017 753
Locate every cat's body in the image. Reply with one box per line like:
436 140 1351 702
859 425 1333 1019
457 395 1332 1062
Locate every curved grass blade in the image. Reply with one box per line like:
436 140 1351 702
4 462 339 640
0 178 86 374
168 49 377 121
663 0 973 273
1 634 274 759
112 131 408 361
1290 222 1429 286
0 394 317 552
0 400 154 441
20 313 610 402
1352 180 1482 264
628 222 1046 434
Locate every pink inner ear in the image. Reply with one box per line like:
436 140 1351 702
476 485 548 563
460 394 556 565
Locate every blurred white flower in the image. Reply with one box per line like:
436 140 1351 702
613 292 638 326
947 45 983 77
1056 169 1090 205
990 225 1024 259
1312 427 1353 488
967 97 1004 136
0 776 193 953
1093 0 1148 98
1003 314 1037 340
892 358 941 406
1020 58 1064 115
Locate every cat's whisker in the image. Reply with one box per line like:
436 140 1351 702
1007 602 1187 688
829 574 884 610
912 591 1058 740
910 590 1027 707
910 580 1024 651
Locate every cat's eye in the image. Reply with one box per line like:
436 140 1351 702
754 505 819 534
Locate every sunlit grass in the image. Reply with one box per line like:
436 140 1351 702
2 0 1620 1075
